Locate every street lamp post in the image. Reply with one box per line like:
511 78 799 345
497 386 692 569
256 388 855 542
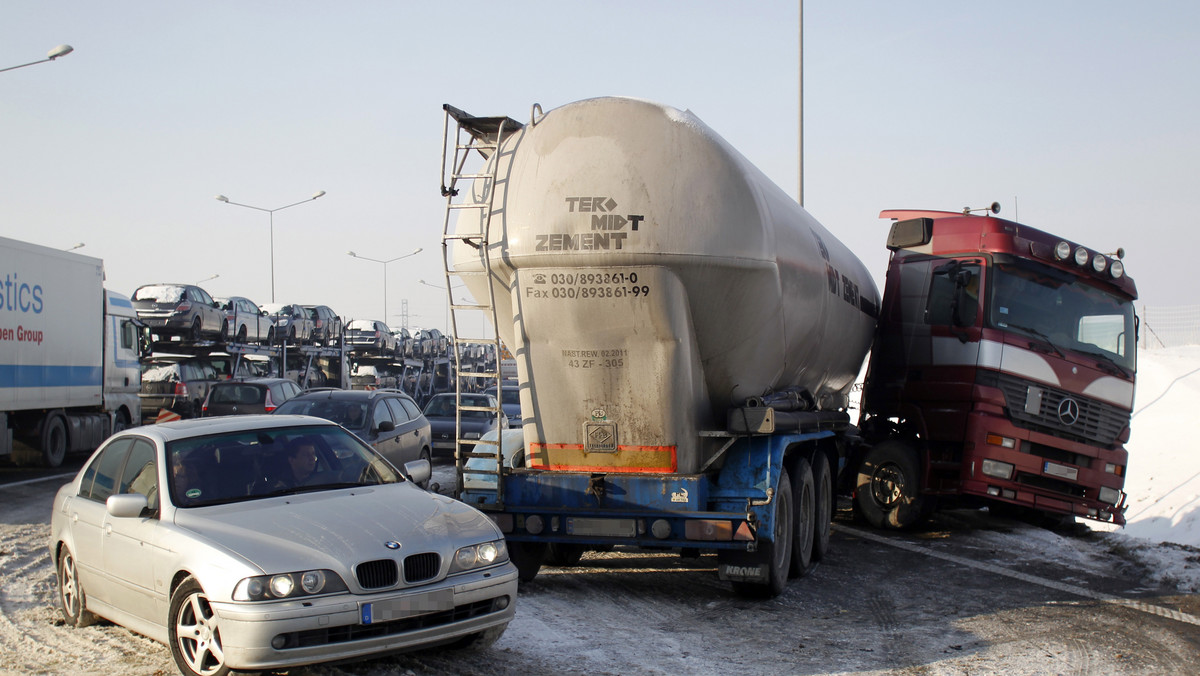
346 248 423 320
215 191 325 302
419 279 464 335
195 273 219 285
0 45 73 74
64 242 85 252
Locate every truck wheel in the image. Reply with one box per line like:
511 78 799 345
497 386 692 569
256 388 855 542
113 410 131 434
810 451 833 562
41 415 68 467
855 440 926 530
731 465 793 598
788 458 816 578
509 541 546 583
545 543 586 567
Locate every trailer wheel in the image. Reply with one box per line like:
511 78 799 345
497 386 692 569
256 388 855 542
731 465 793 598
855 440 926 529
41 415 68 467
810 451 833 562
788 458 816 578
509 541 546 583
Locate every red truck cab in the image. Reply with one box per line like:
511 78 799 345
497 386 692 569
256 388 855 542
857 208 1136 527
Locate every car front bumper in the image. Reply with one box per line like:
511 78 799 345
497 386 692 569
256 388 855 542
213 564 517 670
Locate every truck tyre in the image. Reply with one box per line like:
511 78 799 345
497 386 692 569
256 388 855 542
810 451 833 562
509 541 547 583
113 410 131 435
855 440 926 530
731 465 793 599
545 543 586 567
41 414 68 467
788 458 816 578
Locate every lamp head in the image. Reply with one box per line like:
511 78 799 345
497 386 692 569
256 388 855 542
215 195 229 203
48 45 73 60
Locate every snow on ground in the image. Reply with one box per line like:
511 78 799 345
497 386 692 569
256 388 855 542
1090 345 1200 591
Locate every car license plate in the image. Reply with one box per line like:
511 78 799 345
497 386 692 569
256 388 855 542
1043 461 1078 481
360 589 454 625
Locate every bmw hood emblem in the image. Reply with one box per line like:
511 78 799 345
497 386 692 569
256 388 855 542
384 541 401 550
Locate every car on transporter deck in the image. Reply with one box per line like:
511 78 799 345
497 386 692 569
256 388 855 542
48 415 516 676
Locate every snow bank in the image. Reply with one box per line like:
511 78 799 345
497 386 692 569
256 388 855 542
1094 345 1200 548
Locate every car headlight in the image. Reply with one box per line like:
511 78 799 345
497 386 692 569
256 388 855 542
448 539 508 574
233 569 348 601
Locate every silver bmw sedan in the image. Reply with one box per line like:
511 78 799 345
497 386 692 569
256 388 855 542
48 414 516 676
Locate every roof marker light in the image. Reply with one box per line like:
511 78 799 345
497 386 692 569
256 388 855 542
1055 241 1072 260
1074 247 1090 266
1110 259 1124 279
1092 255 1108 273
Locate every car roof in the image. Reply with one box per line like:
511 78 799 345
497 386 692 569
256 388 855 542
120 414 336 442
289 388 412 402
211 377 295 387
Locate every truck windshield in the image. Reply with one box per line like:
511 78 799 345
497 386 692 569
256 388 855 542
987 260 1136 373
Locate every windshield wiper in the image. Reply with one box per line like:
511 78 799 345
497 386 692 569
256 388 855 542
1071 346 1131 379
1004 323 1064 358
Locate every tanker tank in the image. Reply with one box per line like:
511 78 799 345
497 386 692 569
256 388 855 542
452 97 879 475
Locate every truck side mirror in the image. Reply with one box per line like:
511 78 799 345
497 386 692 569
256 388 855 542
952 270 978 328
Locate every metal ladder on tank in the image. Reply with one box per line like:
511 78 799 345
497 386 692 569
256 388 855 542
439 104 524 508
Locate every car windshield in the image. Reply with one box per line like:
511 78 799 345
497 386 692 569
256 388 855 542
168 424 401 507
424 396 492 419
273 398 370 432
486 388 520 406
134 285 185 303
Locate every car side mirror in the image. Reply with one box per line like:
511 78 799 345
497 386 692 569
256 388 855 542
107 493 149 518
403 458 431 488
378 420 395 433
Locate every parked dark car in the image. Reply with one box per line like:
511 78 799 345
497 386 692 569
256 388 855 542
216 295 272 345
273 389 432 477
261 303 315 345
132 283 226 342
346 319 398 356
303 304 343 346
201 378 303 416
422 392 507 456
483 382 523 427
139 354 255 423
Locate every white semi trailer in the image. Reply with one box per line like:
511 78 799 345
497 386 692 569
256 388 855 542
441 98 878 597
0 237 146 466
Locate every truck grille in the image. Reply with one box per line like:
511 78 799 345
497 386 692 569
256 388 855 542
991 372 1129 447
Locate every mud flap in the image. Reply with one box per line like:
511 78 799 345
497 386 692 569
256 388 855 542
717 549 769 584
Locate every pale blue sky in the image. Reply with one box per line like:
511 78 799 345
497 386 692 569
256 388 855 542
4 1 1197 332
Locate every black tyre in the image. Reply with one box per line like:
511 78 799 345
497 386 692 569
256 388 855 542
545 543 586 567
448 623 509 651
731 466 793 598
217 320 228 342
810 451 833 562
788 458 816 579
855 440 926 530
112 410 131 435
57 546 97 627
189 318 203 343
288 327 297 345
169 576 230 676
509 541 547 583
41 415 68 467
266 327 276 345
236 325 247 344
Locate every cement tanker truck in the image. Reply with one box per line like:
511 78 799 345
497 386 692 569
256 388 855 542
439 97 878 598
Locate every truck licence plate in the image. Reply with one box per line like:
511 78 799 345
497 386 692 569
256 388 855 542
566 517 638 537
1043 461 1078 482
360 589 454 625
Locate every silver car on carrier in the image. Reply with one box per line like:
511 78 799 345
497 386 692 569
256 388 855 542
48 415 516 675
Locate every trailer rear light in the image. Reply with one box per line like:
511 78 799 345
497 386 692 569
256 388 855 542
683 520 746 541
981 459 1014 480
985 433 1016 449
1091 254 1108 273
1098 486 1122 505
524 514 545 535
1104 462 1124 476
1054 241 1072 260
